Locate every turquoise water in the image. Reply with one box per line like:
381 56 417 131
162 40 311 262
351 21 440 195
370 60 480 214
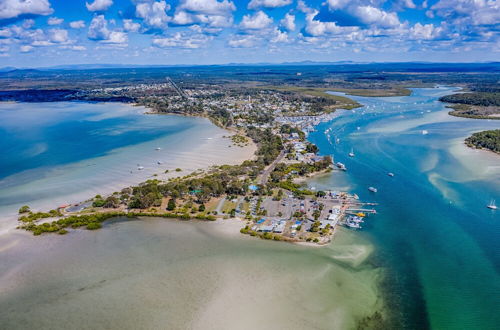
307 87 500 329
0 102 227 226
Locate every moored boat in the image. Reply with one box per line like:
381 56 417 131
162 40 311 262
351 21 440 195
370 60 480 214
487 200 497 210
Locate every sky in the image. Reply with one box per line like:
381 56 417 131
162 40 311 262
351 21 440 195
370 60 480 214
0 0 498 67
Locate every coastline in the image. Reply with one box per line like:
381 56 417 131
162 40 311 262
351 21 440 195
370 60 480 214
0 101 256 236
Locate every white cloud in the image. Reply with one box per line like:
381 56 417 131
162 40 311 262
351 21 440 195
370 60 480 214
400 0 416 9
135 0 170 29
70 20 86 29
22 19 35 28
303 10 352 36
323 0 400 28
101 31 128 44
88 15 127 45
48 28 69 43
88 15 110 40
178 0 235 16
62 45 86 51
172 0 236 28
409 23 445 40
123 19 140 32
0 0 53 20
86 0 113 12
0 28 12 38
20 44 33 52
271 28 288 43
239 11 273 30
48 17 63 25
431 0 500 26
152 32 212 48
280 13 295 31
248 0 292 10
353 6 400 28
228 35 258 47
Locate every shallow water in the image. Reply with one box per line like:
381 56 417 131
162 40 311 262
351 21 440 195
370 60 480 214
0 102 240 228
307 87 500 329
0 88 498 329
0 219 383 330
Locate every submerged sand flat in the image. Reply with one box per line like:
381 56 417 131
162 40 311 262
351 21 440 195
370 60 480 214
0 219 384 330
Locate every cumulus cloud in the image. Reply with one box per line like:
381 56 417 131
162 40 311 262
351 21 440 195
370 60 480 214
48 28 69 43
123 19 140 32
86 0 113 12
69 20 86 29
101 31 127 44
409 23 445 40
0 0 53 20
303 9 354 36
353 6 400 28
270 28 288 43
280 13 295 31
47 17 63 25
248 0 292 10
172 0 236 28
430 0 500 26
88 15 110 40
239 11 273 30
87 14 127 45
152 32 212 48
135 0 170 29
323 0 400 28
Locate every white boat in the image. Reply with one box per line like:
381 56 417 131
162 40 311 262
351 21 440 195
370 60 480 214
422 130 428 135
487 200 497 210
137 166 144 170
336 162 347 171
157 161 163 165
155 147 161 150
368 187 378 193
348 148 355 157
388 172 395 177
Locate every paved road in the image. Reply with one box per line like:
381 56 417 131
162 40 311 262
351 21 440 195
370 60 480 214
259 149 286 185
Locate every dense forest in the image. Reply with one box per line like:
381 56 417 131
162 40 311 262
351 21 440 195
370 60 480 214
465 130 500 153
440 92 500 107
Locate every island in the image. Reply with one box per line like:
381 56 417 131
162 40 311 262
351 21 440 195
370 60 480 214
465 129 500 154
440 91 500 120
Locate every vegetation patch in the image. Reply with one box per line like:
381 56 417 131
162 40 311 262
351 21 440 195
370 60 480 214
465 129 500 154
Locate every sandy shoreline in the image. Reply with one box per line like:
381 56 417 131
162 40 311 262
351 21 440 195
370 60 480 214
0 105 256 236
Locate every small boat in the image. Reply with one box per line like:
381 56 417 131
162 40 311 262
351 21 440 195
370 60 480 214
487 200 497 210
348 148 355 157
356 126 361 130
422 130 428 135
137 166 144 170
336 162 347 171
368 187 378 193
157 161 163 165
155 147 161 150
388 172 395 177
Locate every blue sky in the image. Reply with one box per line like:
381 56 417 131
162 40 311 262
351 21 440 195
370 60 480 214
0 0 498 67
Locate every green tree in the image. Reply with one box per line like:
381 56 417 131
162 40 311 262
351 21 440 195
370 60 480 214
167 198 176 211
18 205 30 214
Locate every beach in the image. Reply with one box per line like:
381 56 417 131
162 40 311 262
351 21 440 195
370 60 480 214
0 101 255 234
